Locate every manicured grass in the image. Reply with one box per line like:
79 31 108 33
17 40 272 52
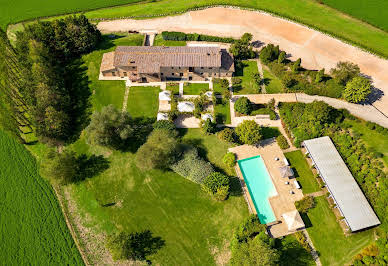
126 86 160 118
166 83 180 95
153 34 186 46
6 0 388 58
0 131 83 265
285 150 320 194
213 82 226 95
233 60 260 94
306 196 375 266
322 0 388 32
183 82 209 95
68 128 248 264
214 98 231 125
263 67 284 94
346 119 388 167
82 34 144 111
261 126 280 139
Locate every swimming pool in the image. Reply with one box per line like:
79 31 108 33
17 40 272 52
238 155 277 224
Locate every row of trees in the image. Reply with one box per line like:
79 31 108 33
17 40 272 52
0 15 101 145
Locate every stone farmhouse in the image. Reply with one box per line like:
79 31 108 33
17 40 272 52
100 46 234 82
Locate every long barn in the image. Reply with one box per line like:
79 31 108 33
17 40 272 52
303 136 380 232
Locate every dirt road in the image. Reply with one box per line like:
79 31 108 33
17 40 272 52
98 7 388 118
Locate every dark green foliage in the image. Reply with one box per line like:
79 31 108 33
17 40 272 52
259 44 280 64
291 58 302 73
218 128 236 143
136 129 179 171
86 105 133 149
170 147 214 184
276 135 290 149
235 120 262 145
202 172 230 201
161 31 235 43
153 119 176 131
233 215 266 243
40 149 78 185
343 76 371 103
281 72 297 88
330 61 360 85
229 33 256 60
232 77 242 85
201 118 216 135
106 231 165 262
234 96 252 115
294 232 312 253
295 196 315 213
278 51 286 64
223 152 236 168
315 68 325 83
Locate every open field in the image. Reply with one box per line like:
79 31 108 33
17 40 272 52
285 150 320 194
183 82 209 95
306 196 375 266
126 86 160 118
82 34 144 111
322 0 388 32
233 60 259 94
0 131 83 265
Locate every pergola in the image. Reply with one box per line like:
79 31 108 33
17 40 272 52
279 166 294 178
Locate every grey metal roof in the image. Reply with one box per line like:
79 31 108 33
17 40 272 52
303 136 380 232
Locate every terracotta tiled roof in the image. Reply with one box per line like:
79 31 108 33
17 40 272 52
111 46 233 73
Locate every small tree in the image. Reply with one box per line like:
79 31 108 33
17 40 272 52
234 97 252 115
40 149 78 185
235 120 262 145
201 118 216 135
218 128 235 143
223 152 236 168
276 135 289 149
220 78 230 89
222 89 232 101
135 129 179 171
229 33 256 60
295 196 315 213
330 61 360 85
315 68 325 83
281 72 296 88
202 172 230 201
278 51 286 64
291 58 301 73
343 76 371 103
259 44 280 64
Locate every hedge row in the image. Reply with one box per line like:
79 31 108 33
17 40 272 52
161 31 236 43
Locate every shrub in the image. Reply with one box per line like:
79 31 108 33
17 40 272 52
278 51 286 64
234 97 252 115
294 232 312 253
223 152 236 168
281 72 297 88
201 119 216 135
40 149 78 185
233 214 266 243
153 120 175 131
232 77 242 85
259 44 280 64
161 31 235 43
202 172 230 201
168 110 179 121
343 76 371 103
135 129 179 171
330 61 360 85
235 120 262 145
218 128 235 143
171 147 214 183
276 135 290 149
295 196 315 213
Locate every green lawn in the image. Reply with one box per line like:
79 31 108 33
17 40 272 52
322 0 388 32
82 34 144 111
233 60 260 94
213 81 226 95
166 83 180 95
306 196 375 266
346 119 388 167
261 127 280 139
67 128 248 264
0 131 83 265
5 0 388 58
153 34 186 46
183 82 209 95
263 67 284 94
214 98 231 125
126 86 160 118
285 150 320 194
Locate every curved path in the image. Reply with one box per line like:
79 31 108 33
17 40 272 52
98 7 388 122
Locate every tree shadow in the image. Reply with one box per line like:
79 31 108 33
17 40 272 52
131 230 165 263
261 127 280 139
262 77 271 86
229 176 243 196
251 40 265 48
278 236 314 266
123 117 154 153
300 212 313 228
75 154 110 182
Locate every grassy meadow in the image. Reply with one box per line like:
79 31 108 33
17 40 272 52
233 60 260 94
263 67 283 94
0 131 83 265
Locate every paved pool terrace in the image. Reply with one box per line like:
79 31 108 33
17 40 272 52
229 139 304 238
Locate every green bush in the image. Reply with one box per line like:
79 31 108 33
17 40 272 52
161 31 235 43
170 147 214 184
295 196 315 213
218 128 235 143
201 118 216 135
276 135 290 149
233 214 266 243
223 152 236 168
202 172 230 201
153 120 175 131
294 232 312 253
259 44 280 64
235 120 262 145
234 97 252 115
232 77 242 85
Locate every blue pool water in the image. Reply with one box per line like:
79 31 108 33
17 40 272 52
238 156 277 224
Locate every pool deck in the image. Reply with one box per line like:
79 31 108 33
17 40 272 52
229 138 304 238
